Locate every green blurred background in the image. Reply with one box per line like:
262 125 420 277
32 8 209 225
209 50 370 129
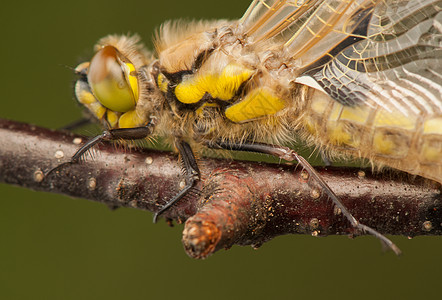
0 0 441 299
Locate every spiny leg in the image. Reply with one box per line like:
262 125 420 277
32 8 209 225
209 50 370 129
48 116 201 223
45 120 155 177
207 140 401 255
153 140 201 223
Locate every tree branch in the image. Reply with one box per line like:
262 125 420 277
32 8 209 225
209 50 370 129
0 119 441 259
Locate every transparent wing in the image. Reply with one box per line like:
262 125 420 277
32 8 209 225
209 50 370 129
240 0 442 119
241 0 363 66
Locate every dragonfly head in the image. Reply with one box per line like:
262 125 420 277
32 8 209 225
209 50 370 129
74 35 159 129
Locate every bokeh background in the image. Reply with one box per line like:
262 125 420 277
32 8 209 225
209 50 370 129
1 0 441 299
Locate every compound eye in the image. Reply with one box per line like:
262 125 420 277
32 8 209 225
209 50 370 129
87 45 139 112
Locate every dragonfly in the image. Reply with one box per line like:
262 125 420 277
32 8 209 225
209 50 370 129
60 0 441 254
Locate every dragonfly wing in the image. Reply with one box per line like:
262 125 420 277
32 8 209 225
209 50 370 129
240 0 442 120
239 0 442 182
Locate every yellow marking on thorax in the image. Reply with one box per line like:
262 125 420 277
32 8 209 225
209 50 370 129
225 88 286 123
174 63 253 104
157 73 169 93
174 75 210 104
211 64 253 100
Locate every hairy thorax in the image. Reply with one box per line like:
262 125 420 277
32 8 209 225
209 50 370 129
151 22 307 147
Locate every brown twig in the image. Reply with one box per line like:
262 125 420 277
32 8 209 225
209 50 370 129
0 119 441 259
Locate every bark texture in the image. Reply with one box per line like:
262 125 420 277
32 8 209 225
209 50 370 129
0 119 441 258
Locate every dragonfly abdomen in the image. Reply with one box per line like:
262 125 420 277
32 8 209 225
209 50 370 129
302 89 442 183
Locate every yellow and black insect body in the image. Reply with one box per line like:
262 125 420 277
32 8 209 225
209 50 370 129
71 0 442 253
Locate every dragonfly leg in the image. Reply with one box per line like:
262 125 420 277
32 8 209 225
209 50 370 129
153 140 200 223
45 119 156 177
206 140 401 255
